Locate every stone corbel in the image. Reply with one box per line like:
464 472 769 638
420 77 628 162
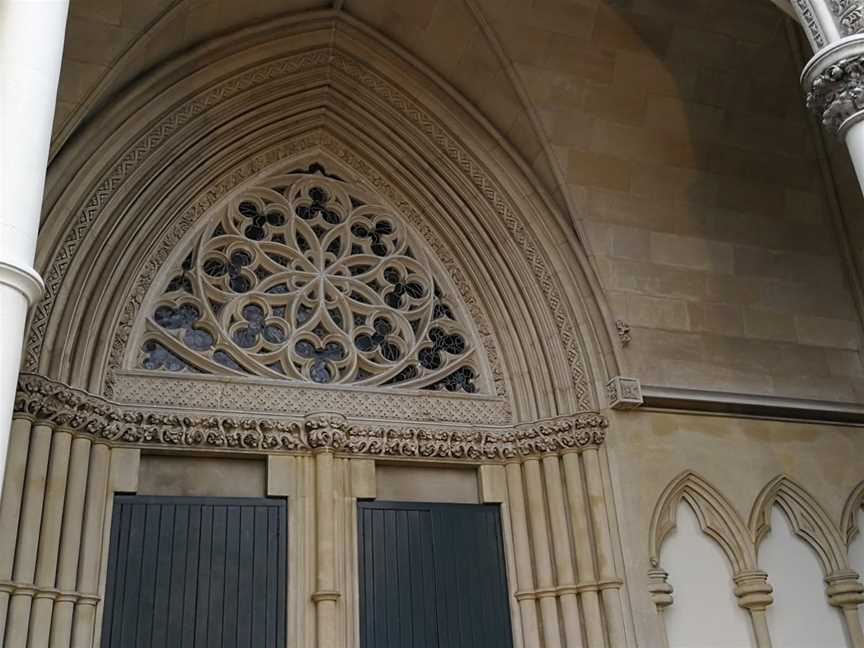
607 376 643 410
647 567 673 648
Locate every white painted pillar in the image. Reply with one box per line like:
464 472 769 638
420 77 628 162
844 120 864 189
0 0 69 499
791 3 864 196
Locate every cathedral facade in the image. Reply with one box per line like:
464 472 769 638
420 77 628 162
2 1 864 647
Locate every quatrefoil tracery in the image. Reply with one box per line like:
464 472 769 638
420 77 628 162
138 168 482 392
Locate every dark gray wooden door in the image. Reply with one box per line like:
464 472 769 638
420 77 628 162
358 501 513 648
100 496 286 648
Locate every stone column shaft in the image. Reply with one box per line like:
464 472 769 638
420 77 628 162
647 567 672 648
583 448 626 648
49 437 90 648
561 452 605 648
0 417 32 641
5 423 52 647
734 570 774 648
0 0 68 502
826 570 864 648
314 450 337 648
505 462 541 648
27 430 71 647
541 456 583 648
70 443 109 648
523 459 562 648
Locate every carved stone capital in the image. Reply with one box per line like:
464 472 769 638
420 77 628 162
733 570 774 611
647 568 673 610
13 373 608 460
831 1 864 36
803 35 864 135
305 412 348 451
825 570 864 609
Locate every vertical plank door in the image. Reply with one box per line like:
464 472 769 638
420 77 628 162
357 501 513 648
100 496 286 648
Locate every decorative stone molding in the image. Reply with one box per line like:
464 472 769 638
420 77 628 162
13 373 607 460
732 570 774 611
112 371 511 425
614 319 631 347
749 475 850 576
0 580 98 606
306 413 348 451
28 27 601 413
795 0 829 48
825 570 864 608
842 480 864 544
803 36 864 135
607 376 643 410
0 261 44 306
831 0 864 34
649 471 758 574
646 568 673 610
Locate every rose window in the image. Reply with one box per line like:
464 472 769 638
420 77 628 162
136 165 485 393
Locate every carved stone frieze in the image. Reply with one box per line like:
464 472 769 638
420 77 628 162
806 54 864 134
112 371 511 425
14 373 607 460
795 0 828 48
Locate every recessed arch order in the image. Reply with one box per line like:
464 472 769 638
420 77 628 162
29 11 619 423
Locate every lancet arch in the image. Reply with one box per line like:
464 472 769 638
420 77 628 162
29 12 618 423
749 475 850 575
649 471 757 574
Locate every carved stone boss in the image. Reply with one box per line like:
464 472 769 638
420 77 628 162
13 373 607 460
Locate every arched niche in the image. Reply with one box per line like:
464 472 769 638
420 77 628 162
29 12 618 423
749 476 849 577
750 476 859 648
649 471 756 575
661 502 755 648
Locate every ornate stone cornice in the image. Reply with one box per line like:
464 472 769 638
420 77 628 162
803 35 864 135
14 373 607 460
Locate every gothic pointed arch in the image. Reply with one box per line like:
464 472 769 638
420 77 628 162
842 481 864 546
749 475 850 575
130 157 492 395
28 12 618 423
649 471 757 574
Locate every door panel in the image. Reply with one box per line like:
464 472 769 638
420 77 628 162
101 496 286 648
358 501 513 648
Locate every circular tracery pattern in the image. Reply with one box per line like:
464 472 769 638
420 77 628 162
137 166 482 392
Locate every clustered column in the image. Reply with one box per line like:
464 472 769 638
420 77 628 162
0 0 69 500
0 413 115 648
486 440 627 648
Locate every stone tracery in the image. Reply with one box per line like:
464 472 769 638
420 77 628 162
136 165 484 393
